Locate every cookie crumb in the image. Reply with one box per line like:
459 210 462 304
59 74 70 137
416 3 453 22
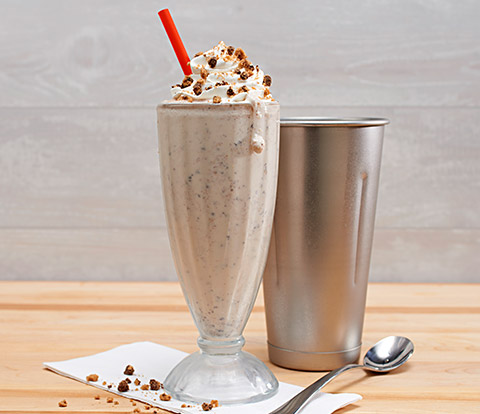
114 401 119 405
226 87 235 97
263 75 272 87
94 395 100 400
200 67 209 80
124 365 135 375
212 96 222 104
118 380 129 392
125 377 132 384
107 384 112 389
207 57 217 68
202 402 213 411
58 399 68 408
193 83 203 96
140 384 149 391
175 94 194 103
144 405 151 410
86 373 99 382
181 404 187 408
149 379 162 391
239 86 249 93
227 45 235 55
234 48 247 60
134 378 141 386
159 393 172 401
264 88 271 98
102 381 107 385
181 76 194 89
107 397 114 403
194 51 203 57
211 400 219 407
238 59 252 70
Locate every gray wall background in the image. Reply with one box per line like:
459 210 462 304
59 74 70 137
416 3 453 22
0 0 479 282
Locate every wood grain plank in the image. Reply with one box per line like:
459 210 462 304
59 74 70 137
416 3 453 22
0 228 479 282
2 309 480 381
1 0 479 107
1 107 479 230
2 309 480 362
1 399 478 414
2 319 480 406
1 282 480 309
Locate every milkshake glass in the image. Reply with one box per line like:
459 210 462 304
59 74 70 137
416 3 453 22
157 100 279 404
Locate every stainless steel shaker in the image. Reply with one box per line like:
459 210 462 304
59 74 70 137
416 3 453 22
263 118 388 371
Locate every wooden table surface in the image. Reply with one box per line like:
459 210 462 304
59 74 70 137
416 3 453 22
1 282 479 413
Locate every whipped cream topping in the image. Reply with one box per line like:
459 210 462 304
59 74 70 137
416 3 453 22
171 41 274 104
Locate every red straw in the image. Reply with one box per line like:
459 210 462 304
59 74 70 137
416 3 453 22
158 9 192 76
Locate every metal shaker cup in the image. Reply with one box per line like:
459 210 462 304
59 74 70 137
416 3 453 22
263 118 388 371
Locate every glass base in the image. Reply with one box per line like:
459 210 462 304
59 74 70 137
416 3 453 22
164 337 278 405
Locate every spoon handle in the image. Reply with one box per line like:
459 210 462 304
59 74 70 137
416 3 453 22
268 364 362 414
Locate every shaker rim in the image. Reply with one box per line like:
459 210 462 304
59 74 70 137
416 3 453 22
280 117 389 127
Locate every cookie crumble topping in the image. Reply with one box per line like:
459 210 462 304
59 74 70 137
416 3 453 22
118 380 129 392
207 57 217 68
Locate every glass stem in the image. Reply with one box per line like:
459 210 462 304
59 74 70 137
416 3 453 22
197 336 245 355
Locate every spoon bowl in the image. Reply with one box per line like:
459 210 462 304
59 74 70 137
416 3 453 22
364 336 414 372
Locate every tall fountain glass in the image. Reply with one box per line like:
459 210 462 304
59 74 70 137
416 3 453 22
157 102 280 404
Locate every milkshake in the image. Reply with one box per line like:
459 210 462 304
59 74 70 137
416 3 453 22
157 42 279 404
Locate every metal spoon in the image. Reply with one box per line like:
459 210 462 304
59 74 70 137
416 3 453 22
269 336 414 414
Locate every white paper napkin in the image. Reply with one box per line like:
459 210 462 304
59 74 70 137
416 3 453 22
44 342 361 414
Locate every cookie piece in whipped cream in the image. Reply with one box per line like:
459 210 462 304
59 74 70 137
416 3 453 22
171 41 274 103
